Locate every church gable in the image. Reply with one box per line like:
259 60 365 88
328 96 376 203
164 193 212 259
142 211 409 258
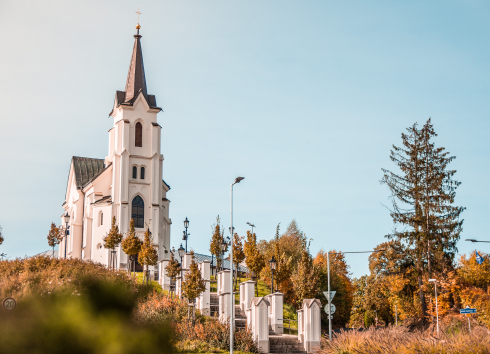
72 157 106 189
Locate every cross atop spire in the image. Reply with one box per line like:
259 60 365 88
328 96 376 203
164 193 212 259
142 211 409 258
135 6 142 34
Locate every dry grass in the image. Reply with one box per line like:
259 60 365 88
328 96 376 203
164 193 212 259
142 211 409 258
320 323 490 354
0 255 137 299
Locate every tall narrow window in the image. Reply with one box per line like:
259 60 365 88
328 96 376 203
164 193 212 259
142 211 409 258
140 167 145 180
132 166 137 179
100 212 103 226
131 195 144 228
135 122 142 147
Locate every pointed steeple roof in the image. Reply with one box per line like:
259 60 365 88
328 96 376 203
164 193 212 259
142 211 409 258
124 33 147 102
110 26 161 116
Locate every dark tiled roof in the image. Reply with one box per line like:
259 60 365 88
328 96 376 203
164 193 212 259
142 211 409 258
91 195 112 206
162 179 171 190
72 157 106 189
193 253 249 273
110 33 161 115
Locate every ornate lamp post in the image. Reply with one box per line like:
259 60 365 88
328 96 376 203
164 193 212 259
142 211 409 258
269 256 277 294
183 217 190 252
178 243 185 299
63 212 70 259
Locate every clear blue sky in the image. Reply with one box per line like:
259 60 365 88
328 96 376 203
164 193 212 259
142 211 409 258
1 1 489 278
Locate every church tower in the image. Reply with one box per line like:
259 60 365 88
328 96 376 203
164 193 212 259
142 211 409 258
107 23 171 264
60 21 171 268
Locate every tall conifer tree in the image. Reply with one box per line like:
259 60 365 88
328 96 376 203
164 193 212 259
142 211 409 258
381 118 464 318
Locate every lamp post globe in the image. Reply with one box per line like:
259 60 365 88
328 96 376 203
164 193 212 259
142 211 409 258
184 217 189 229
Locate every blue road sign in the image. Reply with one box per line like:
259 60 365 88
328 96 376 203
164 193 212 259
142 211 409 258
460 308 477 314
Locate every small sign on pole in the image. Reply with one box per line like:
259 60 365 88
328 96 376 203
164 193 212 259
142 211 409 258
324 303 336 314
323 291 336 301
460 306 477 334
2 297 16 311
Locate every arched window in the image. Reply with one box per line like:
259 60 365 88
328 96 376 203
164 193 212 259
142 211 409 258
131 195 144 228
140 167 145 180
132 166 137 179
135 122 142 147
100 212 103 226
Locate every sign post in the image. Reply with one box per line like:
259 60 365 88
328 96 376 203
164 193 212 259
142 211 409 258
460 306 477 334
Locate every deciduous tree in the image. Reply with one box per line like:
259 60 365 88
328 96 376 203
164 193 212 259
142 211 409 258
165 252 181 298
139 227 158 285
47 222 62 256
103 216 123 269
232 233 245 289
210 216 225 273
182 252 206 319
314 250 354 328
244 230 265 296
291 243 318 308
121 219 142 275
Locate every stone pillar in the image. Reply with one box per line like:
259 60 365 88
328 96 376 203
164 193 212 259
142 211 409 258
297 309 304 343
269 292 284 335
302 299 321 353
251 297 270 353
198 261 211 316
219 292 231 323
218 270 231 295
243 281 255 312
183 253 193 271
239 282 244 311
160 260 170 290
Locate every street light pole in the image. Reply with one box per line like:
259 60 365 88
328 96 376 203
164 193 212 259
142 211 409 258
230 177 244 354
429 279 439 336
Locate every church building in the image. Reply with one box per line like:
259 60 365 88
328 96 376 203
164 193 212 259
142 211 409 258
59 23 171 269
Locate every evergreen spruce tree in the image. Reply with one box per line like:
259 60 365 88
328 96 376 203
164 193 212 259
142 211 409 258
47 222 62 256
139 227 159 285
381 118 464 319
121 219 142 275
103 216 123 269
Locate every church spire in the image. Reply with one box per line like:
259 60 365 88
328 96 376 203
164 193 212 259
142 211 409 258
124 17 147 103
110 10 161 116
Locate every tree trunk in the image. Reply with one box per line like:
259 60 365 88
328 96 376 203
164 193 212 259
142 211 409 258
418 274 428 319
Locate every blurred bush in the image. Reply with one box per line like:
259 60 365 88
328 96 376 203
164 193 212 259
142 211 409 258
0 277 172 354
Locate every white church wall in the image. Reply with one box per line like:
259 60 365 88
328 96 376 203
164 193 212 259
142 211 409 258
91 204 112 266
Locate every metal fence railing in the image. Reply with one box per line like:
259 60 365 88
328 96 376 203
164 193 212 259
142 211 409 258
283 319 298 335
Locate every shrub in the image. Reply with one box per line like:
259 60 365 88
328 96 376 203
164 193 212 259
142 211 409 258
0 277 173 354
319 325 490 354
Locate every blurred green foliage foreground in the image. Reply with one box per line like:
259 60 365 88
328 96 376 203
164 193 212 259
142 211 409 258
0 275 172 354
0 255 258 354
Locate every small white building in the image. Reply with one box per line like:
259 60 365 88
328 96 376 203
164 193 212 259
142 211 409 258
59 25 172 269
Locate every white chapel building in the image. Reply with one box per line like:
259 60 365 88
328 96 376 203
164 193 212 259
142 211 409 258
59 25 171 269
